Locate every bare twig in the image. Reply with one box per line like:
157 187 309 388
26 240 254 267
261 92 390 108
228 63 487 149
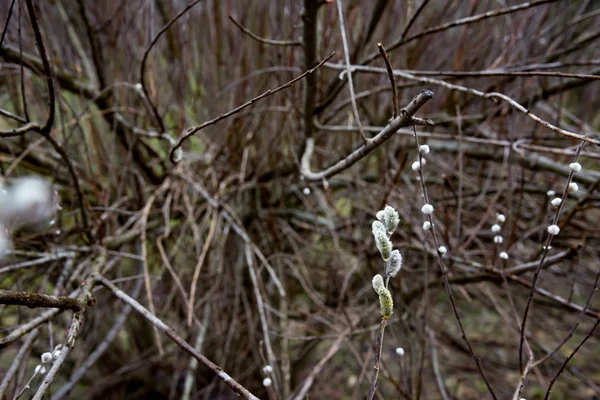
412 125 498 399
291 331 347 400
336 0 366 141
518 143 585 376
324 63 600 145
32 311 85 400
188 210 218 326
543 318 600 399
229 15 301 46
366 318 388 400
0 289 82 312
362 0 559 64
300 89 434 181
377 43 398 118
169 51 335 162
140 0 203 132
95 274 260 400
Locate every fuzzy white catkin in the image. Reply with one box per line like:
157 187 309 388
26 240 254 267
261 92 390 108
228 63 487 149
546 190 555 197
372 274 384 293
491 224 501 233
496 213 506 223
421 204 434 214
382 205 400 233
263 365 273 374
547 224 560 235
423 221 431 230
499 252 509 260
374 231 392 260
395 347 405 356
41 352 52 364
438 246 447 255
569 162 582 173
372 220 386 235
551 198 562 207
263 377 272 387
568 182 578 193
411 161 421 171
419 144 430 155
0 177 55 230
388 250 402 277
303 187 311 195
494 236 503 244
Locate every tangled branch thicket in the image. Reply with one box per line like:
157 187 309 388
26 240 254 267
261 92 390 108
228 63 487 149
1 0 600 399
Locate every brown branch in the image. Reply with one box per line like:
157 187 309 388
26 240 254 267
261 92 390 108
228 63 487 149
366 318 388 400
518 143 585 373
411 125 498 399
301 0 320 142
169 51 335 162
140 0 203 133
0 289 82 312
95 274 260 400
300 89 434 181
362 0 559 64
229 15 301 46
377 43 398 118
324 62 600 145
336 0 366 141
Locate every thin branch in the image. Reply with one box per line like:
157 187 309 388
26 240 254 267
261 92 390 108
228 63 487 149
245 243 280 396
302 0 320 143
170 51 335 162
0 0 16 48
362 0 559 64
300 89 434 181
32 311 85 400
324 63 600 145
401 0 431 39
518 143 584 375
140 0 203 133
229 15 301 46
0 329 38 398
0 289 82 312
336 0 366 141
412 125 498 399
377 43 398 118
366 318 388 400
187 210 218 326
95 274 260 400
543 318 600 399
291 331 347 400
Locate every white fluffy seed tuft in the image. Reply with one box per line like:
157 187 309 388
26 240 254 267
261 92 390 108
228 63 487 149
421 204 434 215
569 162 582 173
547 225 560 235
568 182 578 193
499 252 509 260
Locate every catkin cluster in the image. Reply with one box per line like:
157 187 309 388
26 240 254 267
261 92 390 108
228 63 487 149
371 206 402 319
